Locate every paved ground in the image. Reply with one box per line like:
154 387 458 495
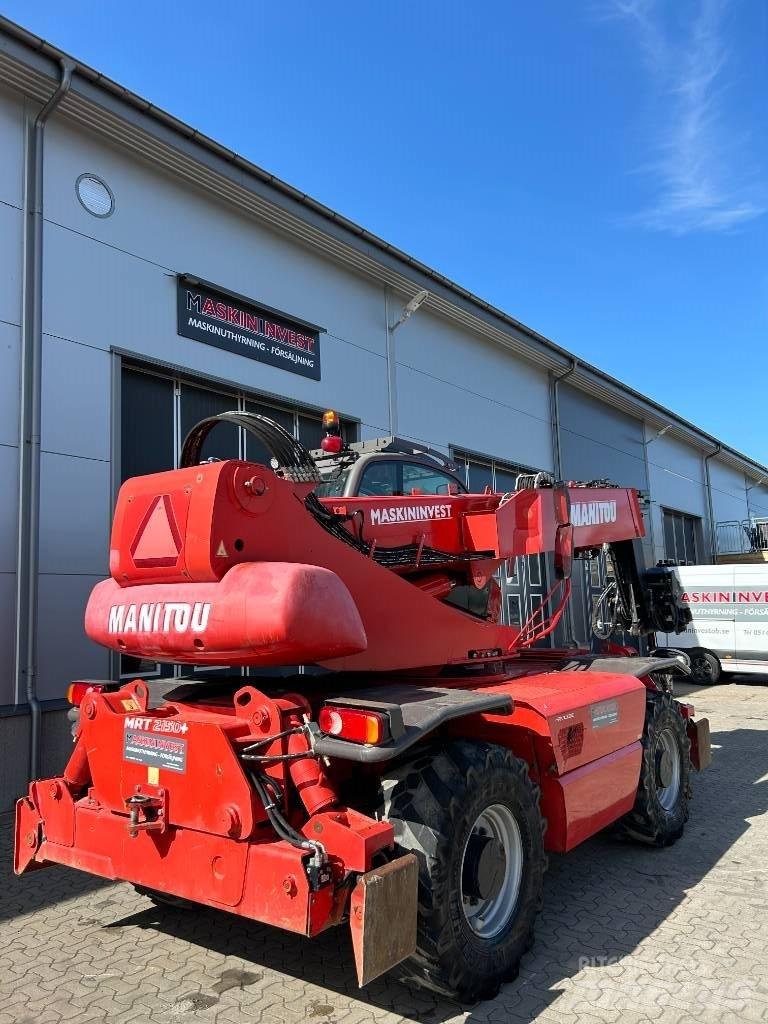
2 677 768 1024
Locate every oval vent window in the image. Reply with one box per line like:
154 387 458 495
75 174 114 217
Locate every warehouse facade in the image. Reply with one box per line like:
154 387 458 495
1 18 767 808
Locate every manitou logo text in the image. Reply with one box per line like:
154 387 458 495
107 602 211 634
370 504 452 525
571 501 617 527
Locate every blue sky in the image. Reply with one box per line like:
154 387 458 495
3 0 767 461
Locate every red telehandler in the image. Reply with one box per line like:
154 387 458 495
15 411 710 1001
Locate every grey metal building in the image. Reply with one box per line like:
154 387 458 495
1 17 766 810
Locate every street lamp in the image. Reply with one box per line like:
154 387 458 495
390 289 429 331
643 424 672 446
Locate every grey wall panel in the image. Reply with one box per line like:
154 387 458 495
749 484 768 520
44 118 388 358
0 709 73 811
0 202 22 327
0 713 29 809
41 334 112 461
397 310 550 424
558 385 647 489
645 433 707 516
0 444 18 573
40 708 74 780
0 321 20 447
42 226 390 429
39 452 110 575
709 461 749 525
0 85 24 209
397 362 554 470
36 573 110 702
0 573 16 706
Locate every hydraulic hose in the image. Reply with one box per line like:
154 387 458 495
249 770 320 856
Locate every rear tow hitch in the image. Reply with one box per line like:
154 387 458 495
125 790 167 838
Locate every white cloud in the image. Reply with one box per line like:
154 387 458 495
603 0 765 233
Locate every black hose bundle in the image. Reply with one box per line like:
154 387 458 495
180 411 320 483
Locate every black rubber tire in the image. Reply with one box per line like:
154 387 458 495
134 885 193 909
621 692 691 846
377 741 545 1003
687 648 721 685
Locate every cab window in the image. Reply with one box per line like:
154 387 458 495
402 462 465 496
358 461 399 497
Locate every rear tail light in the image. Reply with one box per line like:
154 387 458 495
318 706 388 745
67 681 106 706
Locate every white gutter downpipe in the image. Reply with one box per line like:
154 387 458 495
16 58 74 783
703 444 721 562
551 358 578 480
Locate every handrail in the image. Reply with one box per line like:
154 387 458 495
716 519 768 555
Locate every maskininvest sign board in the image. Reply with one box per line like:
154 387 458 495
177 275 322 380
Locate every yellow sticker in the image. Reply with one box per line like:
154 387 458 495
121 698 140 712
216 540 229 558
147 766 159 785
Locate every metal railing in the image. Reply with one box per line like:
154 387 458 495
716 519 768 555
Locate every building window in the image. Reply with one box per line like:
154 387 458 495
662 508 699 565
450 449 531 494
120 364 357 483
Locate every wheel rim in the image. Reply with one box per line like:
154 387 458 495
460 803 523 939
655 729 682 812
692 655 712 681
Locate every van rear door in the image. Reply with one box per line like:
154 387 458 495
731 565 768 669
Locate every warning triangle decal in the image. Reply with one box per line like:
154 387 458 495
131 495 182 568
216 540 229 558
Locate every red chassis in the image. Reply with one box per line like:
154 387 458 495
15 428 708 997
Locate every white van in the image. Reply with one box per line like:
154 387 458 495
656 563 768 683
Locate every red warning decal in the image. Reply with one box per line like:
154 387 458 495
130 494 182 568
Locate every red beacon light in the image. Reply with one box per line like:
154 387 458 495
321 434 343 454
320 409 344 454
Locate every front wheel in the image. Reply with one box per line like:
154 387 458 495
621 692 691 846
377 741 545 1002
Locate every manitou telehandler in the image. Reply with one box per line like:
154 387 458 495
15 411 710 1001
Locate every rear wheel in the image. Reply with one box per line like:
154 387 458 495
688 648 721 685
621 692 691 846
377 741 545 1002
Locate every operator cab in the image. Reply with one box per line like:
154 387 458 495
312 412 467 500
309 434 466 497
